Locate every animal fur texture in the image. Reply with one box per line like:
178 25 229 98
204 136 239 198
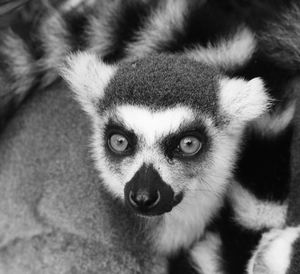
61 53 270 256
0 82 167 274
1 0 300 273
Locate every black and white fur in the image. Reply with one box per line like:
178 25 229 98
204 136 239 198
1 0 300 273
60 52 270 255
1 0 298 122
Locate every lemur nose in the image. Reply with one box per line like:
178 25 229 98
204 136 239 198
129 190 160 209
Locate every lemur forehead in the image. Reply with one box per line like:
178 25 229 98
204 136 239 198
99 54 220 115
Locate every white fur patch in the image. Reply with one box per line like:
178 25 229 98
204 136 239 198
153 128 243 253
247 227 300 274
116 105 195 145
60 52 117 116
219 77 270 123
191 233 224 274
61 0 96 11
186 27 256 71
94 155 125 198
125 0 187 58
253 103 296 135
229 182 287 230
62 0 85 10
155 187 225 254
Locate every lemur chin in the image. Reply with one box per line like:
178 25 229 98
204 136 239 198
61 53 270 254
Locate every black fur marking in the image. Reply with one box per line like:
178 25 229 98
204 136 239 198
124 164 176 216
182 1 242 49
64 9 91 51
168 250 199 274
0 51 14 81
104 120 138 161
0 91 21 129
287 237 300 274
234 123 293 202
100 55 220 117
288 88 300 225
102 0 158 63
223 0 295 30
162 123 210 162
159 0 243 53
210 202 263 274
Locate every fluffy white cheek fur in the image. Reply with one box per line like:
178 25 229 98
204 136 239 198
154 180 225 254
153 129 243 254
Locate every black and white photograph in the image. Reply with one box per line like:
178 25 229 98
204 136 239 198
0 0 300 273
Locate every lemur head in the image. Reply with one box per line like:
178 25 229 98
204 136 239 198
61 53 269 217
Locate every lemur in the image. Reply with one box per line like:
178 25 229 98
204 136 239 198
60 52 271 273
1 0 300 273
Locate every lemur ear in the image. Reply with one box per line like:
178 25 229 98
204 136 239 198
60 52 117 116
219 77 271 123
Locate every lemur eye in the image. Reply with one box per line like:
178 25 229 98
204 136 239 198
178 136 202 156
108 134 129 153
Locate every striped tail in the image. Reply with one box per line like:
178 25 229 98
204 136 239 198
0 28 36 128
0 0 71 128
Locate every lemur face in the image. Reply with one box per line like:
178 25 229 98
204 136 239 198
100 105 212 216
61 53 270 217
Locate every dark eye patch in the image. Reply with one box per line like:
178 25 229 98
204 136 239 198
162 121 210 161
104 119 138 160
